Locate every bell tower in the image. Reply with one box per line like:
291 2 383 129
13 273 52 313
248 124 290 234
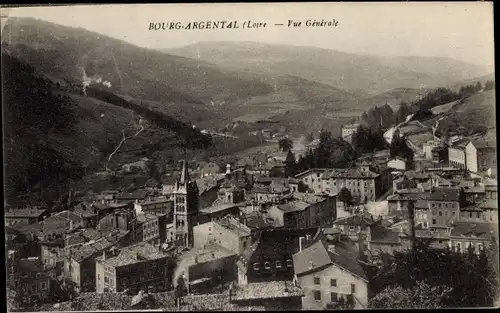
173 160 199 248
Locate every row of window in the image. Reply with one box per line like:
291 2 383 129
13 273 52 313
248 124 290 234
312 284 356 301
431 202 457 209
314 277 338 287
253 259 293 271
29 281 48 292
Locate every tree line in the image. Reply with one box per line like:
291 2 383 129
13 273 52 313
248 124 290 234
369 238 499 309
3 53 82 208
283 130 357 178
360 80 493 133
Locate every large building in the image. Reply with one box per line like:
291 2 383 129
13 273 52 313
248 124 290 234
237 227 319 286
448 139 469 170
5 207 50 227
293 236 369 309
266 193 336 229
296 164 385 204
465 139 497 174
95 242 173 293
193 216 253 255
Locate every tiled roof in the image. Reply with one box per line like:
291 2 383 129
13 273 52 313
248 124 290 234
5 208 47 218
215 216 252 237
333 212 376 227
292 193 328 204
181 243 235 265
18 257 46 275
72 203 97 217
200 203 238 215
100 242 167 267
292 238 367 281
55 210 84 224
428 187 461 202
240 227 320 266
231 281 303 301
136 213 159 224
328 168 380 179
450 222 497 239
70 237 114 262
469 138 496 150
370 227 402 244
276 201 310 213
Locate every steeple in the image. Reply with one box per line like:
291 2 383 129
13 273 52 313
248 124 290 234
179 160 189 185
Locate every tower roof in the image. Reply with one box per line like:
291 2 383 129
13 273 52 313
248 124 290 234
179 160 190 185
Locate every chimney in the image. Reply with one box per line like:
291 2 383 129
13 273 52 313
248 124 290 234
226 164 231 174
299 237 305 252
102 251 106 261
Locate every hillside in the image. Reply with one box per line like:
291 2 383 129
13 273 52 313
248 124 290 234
2 52 215 207
423 89 496 138
2 18 275 107
165 41 491 94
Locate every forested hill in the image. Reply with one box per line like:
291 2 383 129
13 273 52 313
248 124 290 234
2 52 213 208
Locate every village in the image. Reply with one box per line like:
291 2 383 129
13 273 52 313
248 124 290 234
5 112 498 310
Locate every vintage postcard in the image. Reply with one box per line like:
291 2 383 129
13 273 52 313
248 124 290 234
2 2 498 311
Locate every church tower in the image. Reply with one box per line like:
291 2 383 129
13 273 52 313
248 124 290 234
173 160 199 248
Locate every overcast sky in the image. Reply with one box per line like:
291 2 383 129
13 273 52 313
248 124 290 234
5 3 495 68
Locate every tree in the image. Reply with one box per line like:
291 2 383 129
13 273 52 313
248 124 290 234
484 80 495 91
369 281 453 309
338 187 353 209
278 138 293 152
326 294 355 310
390 135 414 168
175 275 187 305
284 150 297 178
371 239 499 308
305 132 314 143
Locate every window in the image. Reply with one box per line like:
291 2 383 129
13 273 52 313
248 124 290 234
476 212 481 218
432 219 436 224
438 211 442 216
41 282 47 290
264 262 271 270
313 290 321 301
314 277 320 285
253 263 260 271
330 279 337 287
312 179 315 183
351 283 356 294
104 276 109 283
98 274 100 280
349 226 356 231
331 292 338 302
286 259 293 268
469 212 473 218
275 261 282 269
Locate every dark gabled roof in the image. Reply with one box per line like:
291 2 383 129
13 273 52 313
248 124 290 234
428 187 461 202
240 227 320 267
333 212 376 227
370 227 402 244
5 208 47 218
292 237 368 281
469 138 496 150
276 201 310 213
450 222 497 239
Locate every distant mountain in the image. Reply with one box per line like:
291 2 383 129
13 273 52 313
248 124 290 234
165 41 492 94
2 18 275 107
446 73 496 91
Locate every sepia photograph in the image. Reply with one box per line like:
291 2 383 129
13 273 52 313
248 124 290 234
2 2 498 311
